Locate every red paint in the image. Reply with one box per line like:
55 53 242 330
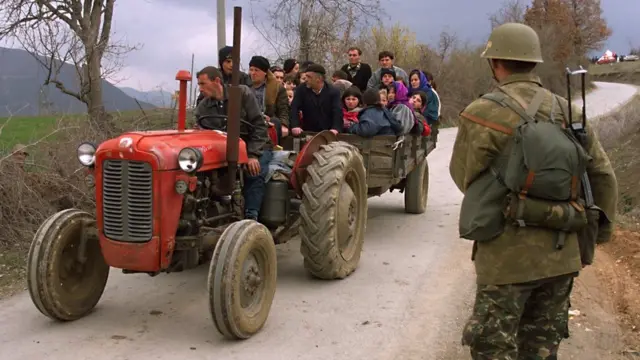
268 126 278 145
94 130 246 272
289 131 337 195
175 70 191 131
100 131 249 171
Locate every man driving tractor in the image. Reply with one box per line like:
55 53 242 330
194 65 273 221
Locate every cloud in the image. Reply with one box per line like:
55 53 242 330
110 0 269 91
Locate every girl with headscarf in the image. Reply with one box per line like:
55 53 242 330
384 81 415 135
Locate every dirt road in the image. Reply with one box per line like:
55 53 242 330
0 82 636 360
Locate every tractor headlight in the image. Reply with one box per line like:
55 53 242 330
178 147 203 172
77 142 97 166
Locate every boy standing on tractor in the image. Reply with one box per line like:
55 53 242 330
194 66 273 221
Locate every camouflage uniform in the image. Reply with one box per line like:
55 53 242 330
449 23 618 359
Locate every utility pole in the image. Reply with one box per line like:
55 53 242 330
217 0 226 54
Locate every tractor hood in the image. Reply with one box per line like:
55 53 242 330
97 129 249 171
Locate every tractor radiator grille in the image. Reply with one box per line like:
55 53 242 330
102 160 153 242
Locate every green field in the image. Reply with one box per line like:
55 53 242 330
589 61 640 76
0 109 183 154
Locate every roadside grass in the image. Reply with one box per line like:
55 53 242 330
0 107 193 300
590 62 640 86
591 94 640 348
0 108 185 154
589 61 640 76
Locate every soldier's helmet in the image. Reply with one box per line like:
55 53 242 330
481 23 544 63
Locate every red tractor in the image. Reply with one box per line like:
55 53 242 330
26 6 433 341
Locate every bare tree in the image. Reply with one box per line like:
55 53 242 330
489 0 527 28
0 0 137 128
436 30 458 76
249 0 381 69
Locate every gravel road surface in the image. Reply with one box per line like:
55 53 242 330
0 82 636 360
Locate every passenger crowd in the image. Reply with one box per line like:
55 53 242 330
196 45 441 143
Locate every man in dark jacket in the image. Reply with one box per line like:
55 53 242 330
196 46 252 106
289 64 342 136
194 66 273 221
248 55 290 141
340 46 372 92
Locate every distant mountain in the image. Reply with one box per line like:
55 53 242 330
119 87 174 108
0 47 156 117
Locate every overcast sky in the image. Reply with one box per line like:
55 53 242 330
23 0 640 91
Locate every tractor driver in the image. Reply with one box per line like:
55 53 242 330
194 66 273 221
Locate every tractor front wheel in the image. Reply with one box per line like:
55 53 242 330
208 220 277 340
27 209 110 321
299 141 368 280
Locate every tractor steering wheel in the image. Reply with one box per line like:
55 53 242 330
196 114 255 132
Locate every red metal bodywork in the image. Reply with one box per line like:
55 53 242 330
289 131 337 195
94 130 249 272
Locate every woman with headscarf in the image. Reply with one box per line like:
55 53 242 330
408 69 440 126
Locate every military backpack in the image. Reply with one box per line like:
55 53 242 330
458 85 592 248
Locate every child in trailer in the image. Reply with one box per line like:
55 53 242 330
342 86 363 130
383 82 414 135
409 91 432 137
347 88 403 137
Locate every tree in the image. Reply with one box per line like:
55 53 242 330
564 0 611 57
249 0 381 68
0 0 136 128
489 0 527 28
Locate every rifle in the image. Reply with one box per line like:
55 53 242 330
565 66 594 210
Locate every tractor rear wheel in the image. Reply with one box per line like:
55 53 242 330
404 157 429 214
27 209 110 321
299 141 367 280
208 220 277 340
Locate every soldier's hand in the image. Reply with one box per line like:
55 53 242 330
247 158 260 177
292 127 302 136
281 126 289 137
264 115 271 122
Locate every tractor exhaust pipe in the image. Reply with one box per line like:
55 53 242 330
224 6 243 194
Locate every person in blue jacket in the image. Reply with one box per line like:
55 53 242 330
408 69 440 126
347 88 403 137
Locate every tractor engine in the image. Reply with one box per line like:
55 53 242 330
77 129 250 274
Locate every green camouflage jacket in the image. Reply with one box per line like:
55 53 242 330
449 73 618 285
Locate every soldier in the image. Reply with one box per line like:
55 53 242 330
449 23 618 359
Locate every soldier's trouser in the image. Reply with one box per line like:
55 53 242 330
461 273 576 360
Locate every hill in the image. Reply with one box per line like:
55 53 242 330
0 47 156 117
119 87 174 108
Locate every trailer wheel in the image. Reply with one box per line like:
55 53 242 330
299 141 367 280
404 157 429 214
208 220 277 340
27 209 110 321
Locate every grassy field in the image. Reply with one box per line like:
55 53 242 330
589 61 640 85
0 109 181 154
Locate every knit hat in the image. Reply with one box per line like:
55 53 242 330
380 68 396 80
362 88 381 106
305 63 326 75
218 46 233 67
283 58 297 73
249 56 270 73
